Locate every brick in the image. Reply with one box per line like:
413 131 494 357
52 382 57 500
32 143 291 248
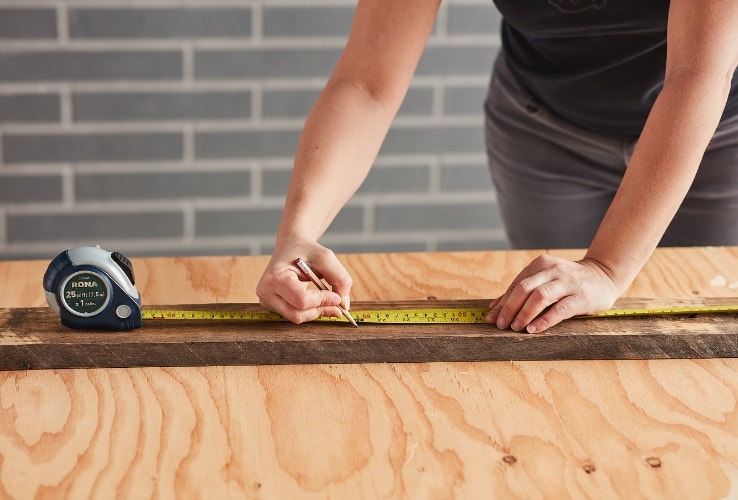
358 166 431 194
195 48 342 79
325 206 364 234
262 87 433 120
195 129 300 159
0 8 56 39
196 46 494 81
195 208 283 237
261 169 293 197
0 175 63 203
262 165 430 197
444 84 487 116
375 202 500 232
195 46 496 82
447 4 503 36
122 245 255 258
0 250 54 261
69 7 251 39
3 132 183 164
416 46 498 77
262 89 319 120
75 171 251 201
195 205 363 237
380 124 484 155
440 163 494 192
73 91 251 122
323 240 428 254
201 124 483 168
0 51 182 82
263 6 354 38
0 93 60 123
399 88 435 116
7 212 184 243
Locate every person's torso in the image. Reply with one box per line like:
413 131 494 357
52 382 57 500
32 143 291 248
492 0 737 137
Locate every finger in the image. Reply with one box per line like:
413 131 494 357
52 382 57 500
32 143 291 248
486 297 501 324
261 289 343 324
490 255 557 327
257 264 343 321
488 297 501 309
508 279 565 331
525 294 583 334
495 271 553 329
280 285 342 314
305 252 354 309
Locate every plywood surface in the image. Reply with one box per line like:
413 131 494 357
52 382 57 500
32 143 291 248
1 247 738 498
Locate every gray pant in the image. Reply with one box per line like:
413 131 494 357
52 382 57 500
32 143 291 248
485 54 738 249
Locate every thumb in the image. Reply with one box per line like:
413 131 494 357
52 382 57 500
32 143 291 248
310 253 354 309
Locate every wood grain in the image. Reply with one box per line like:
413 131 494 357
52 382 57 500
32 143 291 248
1 361 737 498
3 298 738 370
2 247 738 498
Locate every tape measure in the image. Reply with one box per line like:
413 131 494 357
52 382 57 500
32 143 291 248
44 246 143 330
44 246 738 331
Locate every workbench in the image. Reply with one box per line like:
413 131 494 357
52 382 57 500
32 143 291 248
1 247 737 498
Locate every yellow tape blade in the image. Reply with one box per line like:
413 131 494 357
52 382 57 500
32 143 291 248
142 307 490 324
142 302 738 325
143 309 283 321
351 308 489 324
585 304 738 318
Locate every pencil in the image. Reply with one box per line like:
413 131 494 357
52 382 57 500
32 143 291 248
294 258 359 327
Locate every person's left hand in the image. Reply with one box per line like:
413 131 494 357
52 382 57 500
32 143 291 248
486 254 619 333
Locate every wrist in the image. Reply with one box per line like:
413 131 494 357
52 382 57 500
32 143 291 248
276 209 323 244
579 252 638 296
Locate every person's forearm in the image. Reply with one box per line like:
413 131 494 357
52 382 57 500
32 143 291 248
270 0 439 248
276 78 402 244
586 69 732 289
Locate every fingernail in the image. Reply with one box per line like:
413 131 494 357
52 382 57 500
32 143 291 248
526 324 537 334
496 315 507 329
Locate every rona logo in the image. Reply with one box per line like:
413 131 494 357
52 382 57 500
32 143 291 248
71 280 99 288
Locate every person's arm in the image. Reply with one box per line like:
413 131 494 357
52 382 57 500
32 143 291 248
488 0 738 333
256 0 441 323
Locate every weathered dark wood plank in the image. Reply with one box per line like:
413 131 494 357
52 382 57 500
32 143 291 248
2 298 738 370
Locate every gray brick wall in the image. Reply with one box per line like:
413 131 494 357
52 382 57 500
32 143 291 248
0 0 506 260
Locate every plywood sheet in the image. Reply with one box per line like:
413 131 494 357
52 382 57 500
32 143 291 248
3 298 737 370
3 248 738 498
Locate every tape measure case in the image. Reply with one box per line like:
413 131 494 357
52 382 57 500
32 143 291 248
43 246 143 330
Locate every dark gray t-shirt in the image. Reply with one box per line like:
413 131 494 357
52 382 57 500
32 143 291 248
493 0 738 137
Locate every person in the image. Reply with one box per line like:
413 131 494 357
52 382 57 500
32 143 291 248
256 0 738 333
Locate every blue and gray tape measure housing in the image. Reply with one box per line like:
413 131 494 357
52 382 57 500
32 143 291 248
43 246 142 330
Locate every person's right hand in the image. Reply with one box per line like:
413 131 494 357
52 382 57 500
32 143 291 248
256 240 353 324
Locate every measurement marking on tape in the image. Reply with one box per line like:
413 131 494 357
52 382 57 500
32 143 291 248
142 304 738 325
585 304 738 318
142 308 490 324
